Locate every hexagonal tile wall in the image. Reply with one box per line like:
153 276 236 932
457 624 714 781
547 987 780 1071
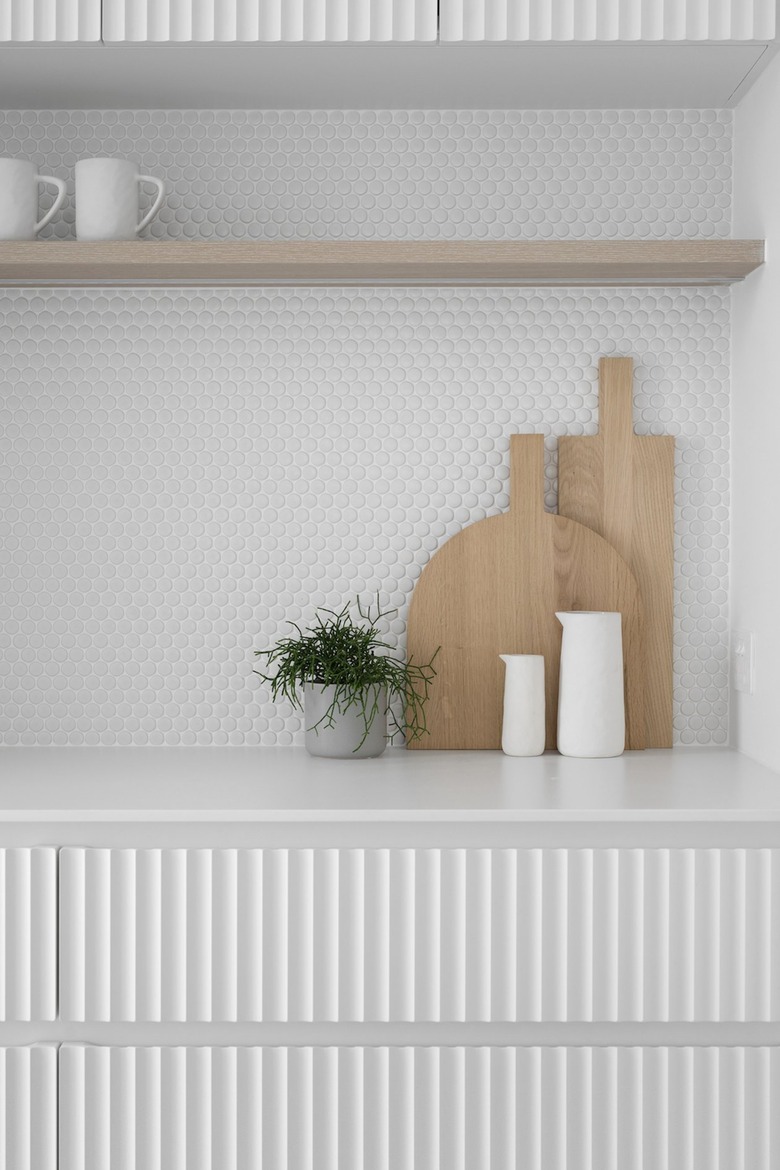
0 109 732 241
0 108 732 744
0 286 729 746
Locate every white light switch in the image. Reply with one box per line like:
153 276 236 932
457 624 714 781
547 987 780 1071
732 630 754 695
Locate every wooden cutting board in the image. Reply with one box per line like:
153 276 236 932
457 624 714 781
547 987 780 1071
407 434 645 750
558 357 674 748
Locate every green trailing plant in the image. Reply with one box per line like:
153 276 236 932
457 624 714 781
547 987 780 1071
254 596 438 750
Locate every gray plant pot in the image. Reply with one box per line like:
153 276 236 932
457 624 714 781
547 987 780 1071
303 684 387 759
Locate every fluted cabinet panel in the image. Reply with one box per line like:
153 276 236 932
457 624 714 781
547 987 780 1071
0 0 100 41
439 0 776 40
102 0 438 41
0 847 56 1022
58 1045 780 1170
0 1046 57 1170
59 846 780 1023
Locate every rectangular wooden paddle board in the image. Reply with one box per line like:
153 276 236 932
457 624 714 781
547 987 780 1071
558 357 674 748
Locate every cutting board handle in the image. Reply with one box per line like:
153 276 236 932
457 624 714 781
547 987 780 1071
509 433 545 519
599 356 635 443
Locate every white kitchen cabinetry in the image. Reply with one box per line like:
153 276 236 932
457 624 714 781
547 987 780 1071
59 844 780 1022
3 747 780 1165
0 848 56 1022
439 0 777 41
2 0 774 44
59 1044 779 1170
0 1045 57 1170
0 0 100 42
102 0 438 42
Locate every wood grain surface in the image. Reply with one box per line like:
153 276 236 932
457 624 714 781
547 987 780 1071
408 434 645 751
558 357 675 748
0 239 764 287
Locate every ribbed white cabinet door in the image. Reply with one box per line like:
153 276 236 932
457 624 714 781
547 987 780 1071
58 1045 780 1170
59 845 780 1023
0 1045 57 1170
102 0 438 42
0 0 101 41
439 0 776 40
0 847 57 1021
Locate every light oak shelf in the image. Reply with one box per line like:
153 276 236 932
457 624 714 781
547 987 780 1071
0 239 765 287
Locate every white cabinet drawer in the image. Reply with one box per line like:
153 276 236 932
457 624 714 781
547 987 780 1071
103 0 438 42
0 1045 57 1170
59 845 780 1022
0 0 100 42
59 1044 779 1170
0 847 57 1021
439 0 776 41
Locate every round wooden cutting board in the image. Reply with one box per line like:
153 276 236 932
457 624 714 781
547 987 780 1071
407 434 645 751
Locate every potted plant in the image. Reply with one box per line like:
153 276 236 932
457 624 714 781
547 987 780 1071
254 597 438 758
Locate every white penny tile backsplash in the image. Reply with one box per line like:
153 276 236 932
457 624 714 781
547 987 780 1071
0 109 732 242
0 110 731 745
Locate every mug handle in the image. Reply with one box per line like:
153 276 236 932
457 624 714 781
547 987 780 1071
136 175 165 234
34 175 67 235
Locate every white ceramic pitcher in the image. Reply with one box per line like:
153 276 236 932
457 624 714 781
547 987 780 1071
499 654 546 756
75 158 165 241
0 158 66 240
556 611 625 758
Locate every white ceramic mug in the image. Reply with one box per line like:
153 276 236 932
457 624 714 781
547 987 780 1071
75 158 165 241
0 158 66 240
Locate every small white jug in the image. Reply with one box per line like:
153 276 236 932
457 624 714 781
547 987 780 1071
0 158 66 240
499 654 546 756
556 611 625 758
75 158 165 241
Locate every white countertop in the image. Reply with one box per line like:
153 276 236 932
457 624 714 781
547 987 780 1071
0 746 778 822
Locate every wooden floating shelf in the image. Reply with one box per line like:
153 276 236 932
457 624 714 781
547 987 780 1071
0 239 765 288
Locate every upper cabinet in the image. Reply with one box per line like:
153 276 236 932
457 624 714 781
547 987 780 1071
4 0 761 44
98 0 777 44
0 0 100 41
0 0 776 105
439 0 777 41
103 0 438 42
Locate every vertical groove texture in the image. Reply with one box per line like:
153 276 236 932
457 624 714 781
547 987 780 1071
103 0 438 41
0 847 57 1021
3 0 772 41
0 0 100 41
439 0 776 40
60 846 780 1022
58 1045 780 1170
0 1045 57 1170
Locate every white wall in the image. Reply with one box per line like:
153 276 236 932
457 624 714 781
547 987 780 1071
0 109 733 746
732 52 780 769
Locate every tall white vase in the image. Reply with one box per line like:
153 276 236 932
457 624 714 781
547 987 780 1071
499 654 546 756
556 612 625 758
